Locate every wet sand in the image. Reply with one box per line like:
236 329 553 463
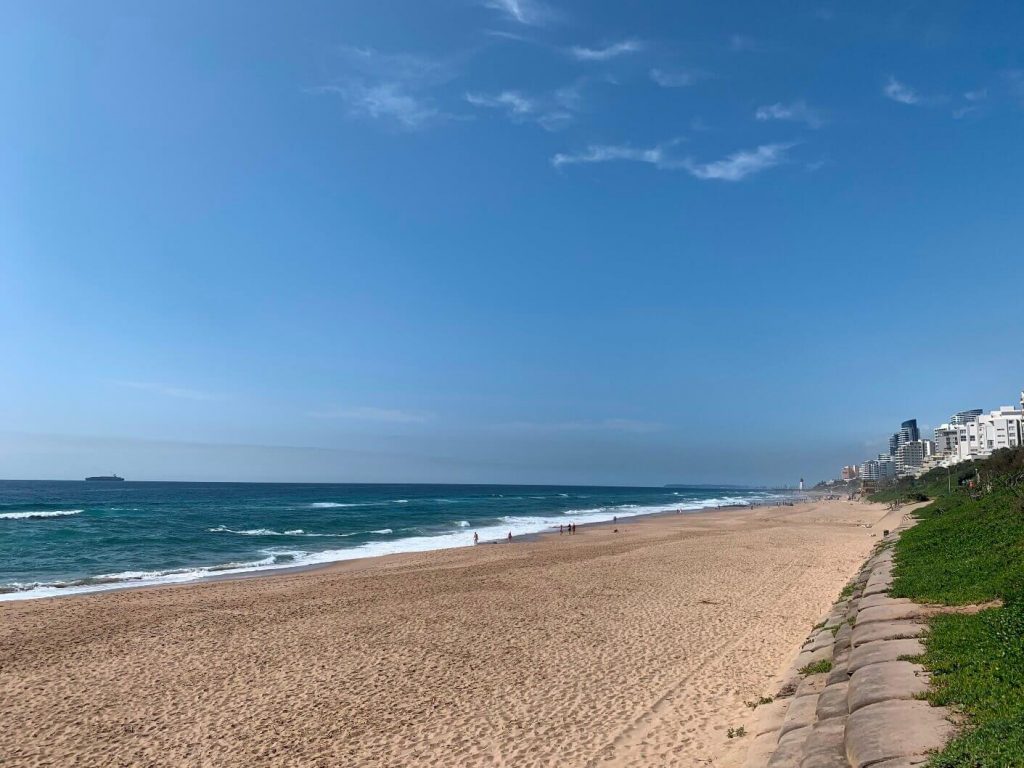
1 499 893 767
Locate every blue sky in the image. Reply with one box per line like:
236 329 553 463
2 1 1023 485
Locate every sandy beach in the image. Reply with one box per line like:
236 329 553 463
1 499 898 767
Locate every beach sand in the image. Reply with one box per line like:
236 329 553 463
1 499 896 767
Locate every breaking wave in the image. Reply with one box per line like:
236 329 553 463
0 509 82 520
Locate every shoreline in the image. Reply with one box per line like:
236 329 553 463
2 496 883 767
0 495 809 603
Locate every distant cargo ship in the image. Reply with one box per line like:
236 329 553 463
85 474 124 482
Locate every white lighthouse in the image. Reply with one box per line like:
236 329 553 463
799 478 804 491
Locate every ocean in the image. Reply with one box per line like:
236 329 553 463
0 481 796 601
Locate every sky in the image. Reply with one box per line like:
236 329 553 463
1 1 1023 486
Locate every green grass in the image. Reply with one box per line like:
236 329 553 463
798 659 832 676
915 604 1024 767
885 449 1024 767
890 489 1024 605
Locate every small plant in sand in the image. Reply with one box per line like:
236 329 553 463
744 695 774 709
726 726 747 739
798 659 832 676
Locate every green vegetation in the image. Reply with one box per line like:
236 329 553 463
887 448 1024 767
890 487 1024 605
744 695 774 709
918 605 1024 767
798 659 832 676
868 461 982 505
726 726 747 739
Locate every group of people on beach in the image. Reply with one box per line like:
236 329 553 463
471 521 578 546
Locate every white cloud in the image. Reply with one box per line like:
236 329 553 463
113 381 218 401
551 143 675 169
481 0 554 26
308 46 455 130
553 141 791 182
466 90 535 115
755 101 824 128
466 86 580 130
884 76 921 105
310 406 432 424
684 143 793 181
953 88 988 119
649 68 700 88
314 83 440 129
570 39 644 61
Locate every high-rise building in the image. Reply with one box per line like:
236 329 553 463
950 409 982 426
900 419 920 445
895 440 927 476
861 455 897 481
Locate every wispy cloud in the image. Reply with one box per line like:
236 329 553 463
481 0 553 26
553 140 792 182
551 140 683 170
755 101 824 128
308 46 457 130
112 380 218 401
953 87 988 119
570 39 644 62
312 83 441 129
310 406 432 424
684 143 792 181
649 68 702 88
883 76 922 105
465 84 581 130
467 90 535 115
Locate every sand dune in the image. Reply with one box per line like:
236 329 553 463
0 499 889 767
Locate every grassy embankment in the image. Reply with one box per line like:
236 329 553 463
870 448 1024 767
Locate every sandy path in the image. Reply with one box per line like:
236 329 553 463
0 499 890 767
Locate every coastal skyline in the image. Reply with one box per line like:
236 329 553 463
4 1 1024 485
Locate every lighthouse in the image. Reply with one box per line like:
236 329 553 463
799 478 804 491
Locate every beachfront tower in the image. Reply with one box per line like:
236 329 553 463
799 478 804 491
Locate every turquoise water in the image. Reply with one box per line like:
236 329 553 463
0 481 794 600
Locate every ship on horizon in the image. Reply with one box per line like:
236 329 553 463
85 474 124 482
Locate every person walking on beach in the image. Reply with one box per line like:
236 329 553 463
507 531 512 542
560 524 564 535
473 532 479 545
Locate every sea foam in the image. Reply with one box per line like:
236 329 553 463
0 492 795 602
0 509 82 520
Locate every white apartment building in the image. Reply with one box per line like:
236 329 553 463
954 421 982 463
978 406 1023 454
934 424 958 456
895 440 930 476
860 454 897 482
